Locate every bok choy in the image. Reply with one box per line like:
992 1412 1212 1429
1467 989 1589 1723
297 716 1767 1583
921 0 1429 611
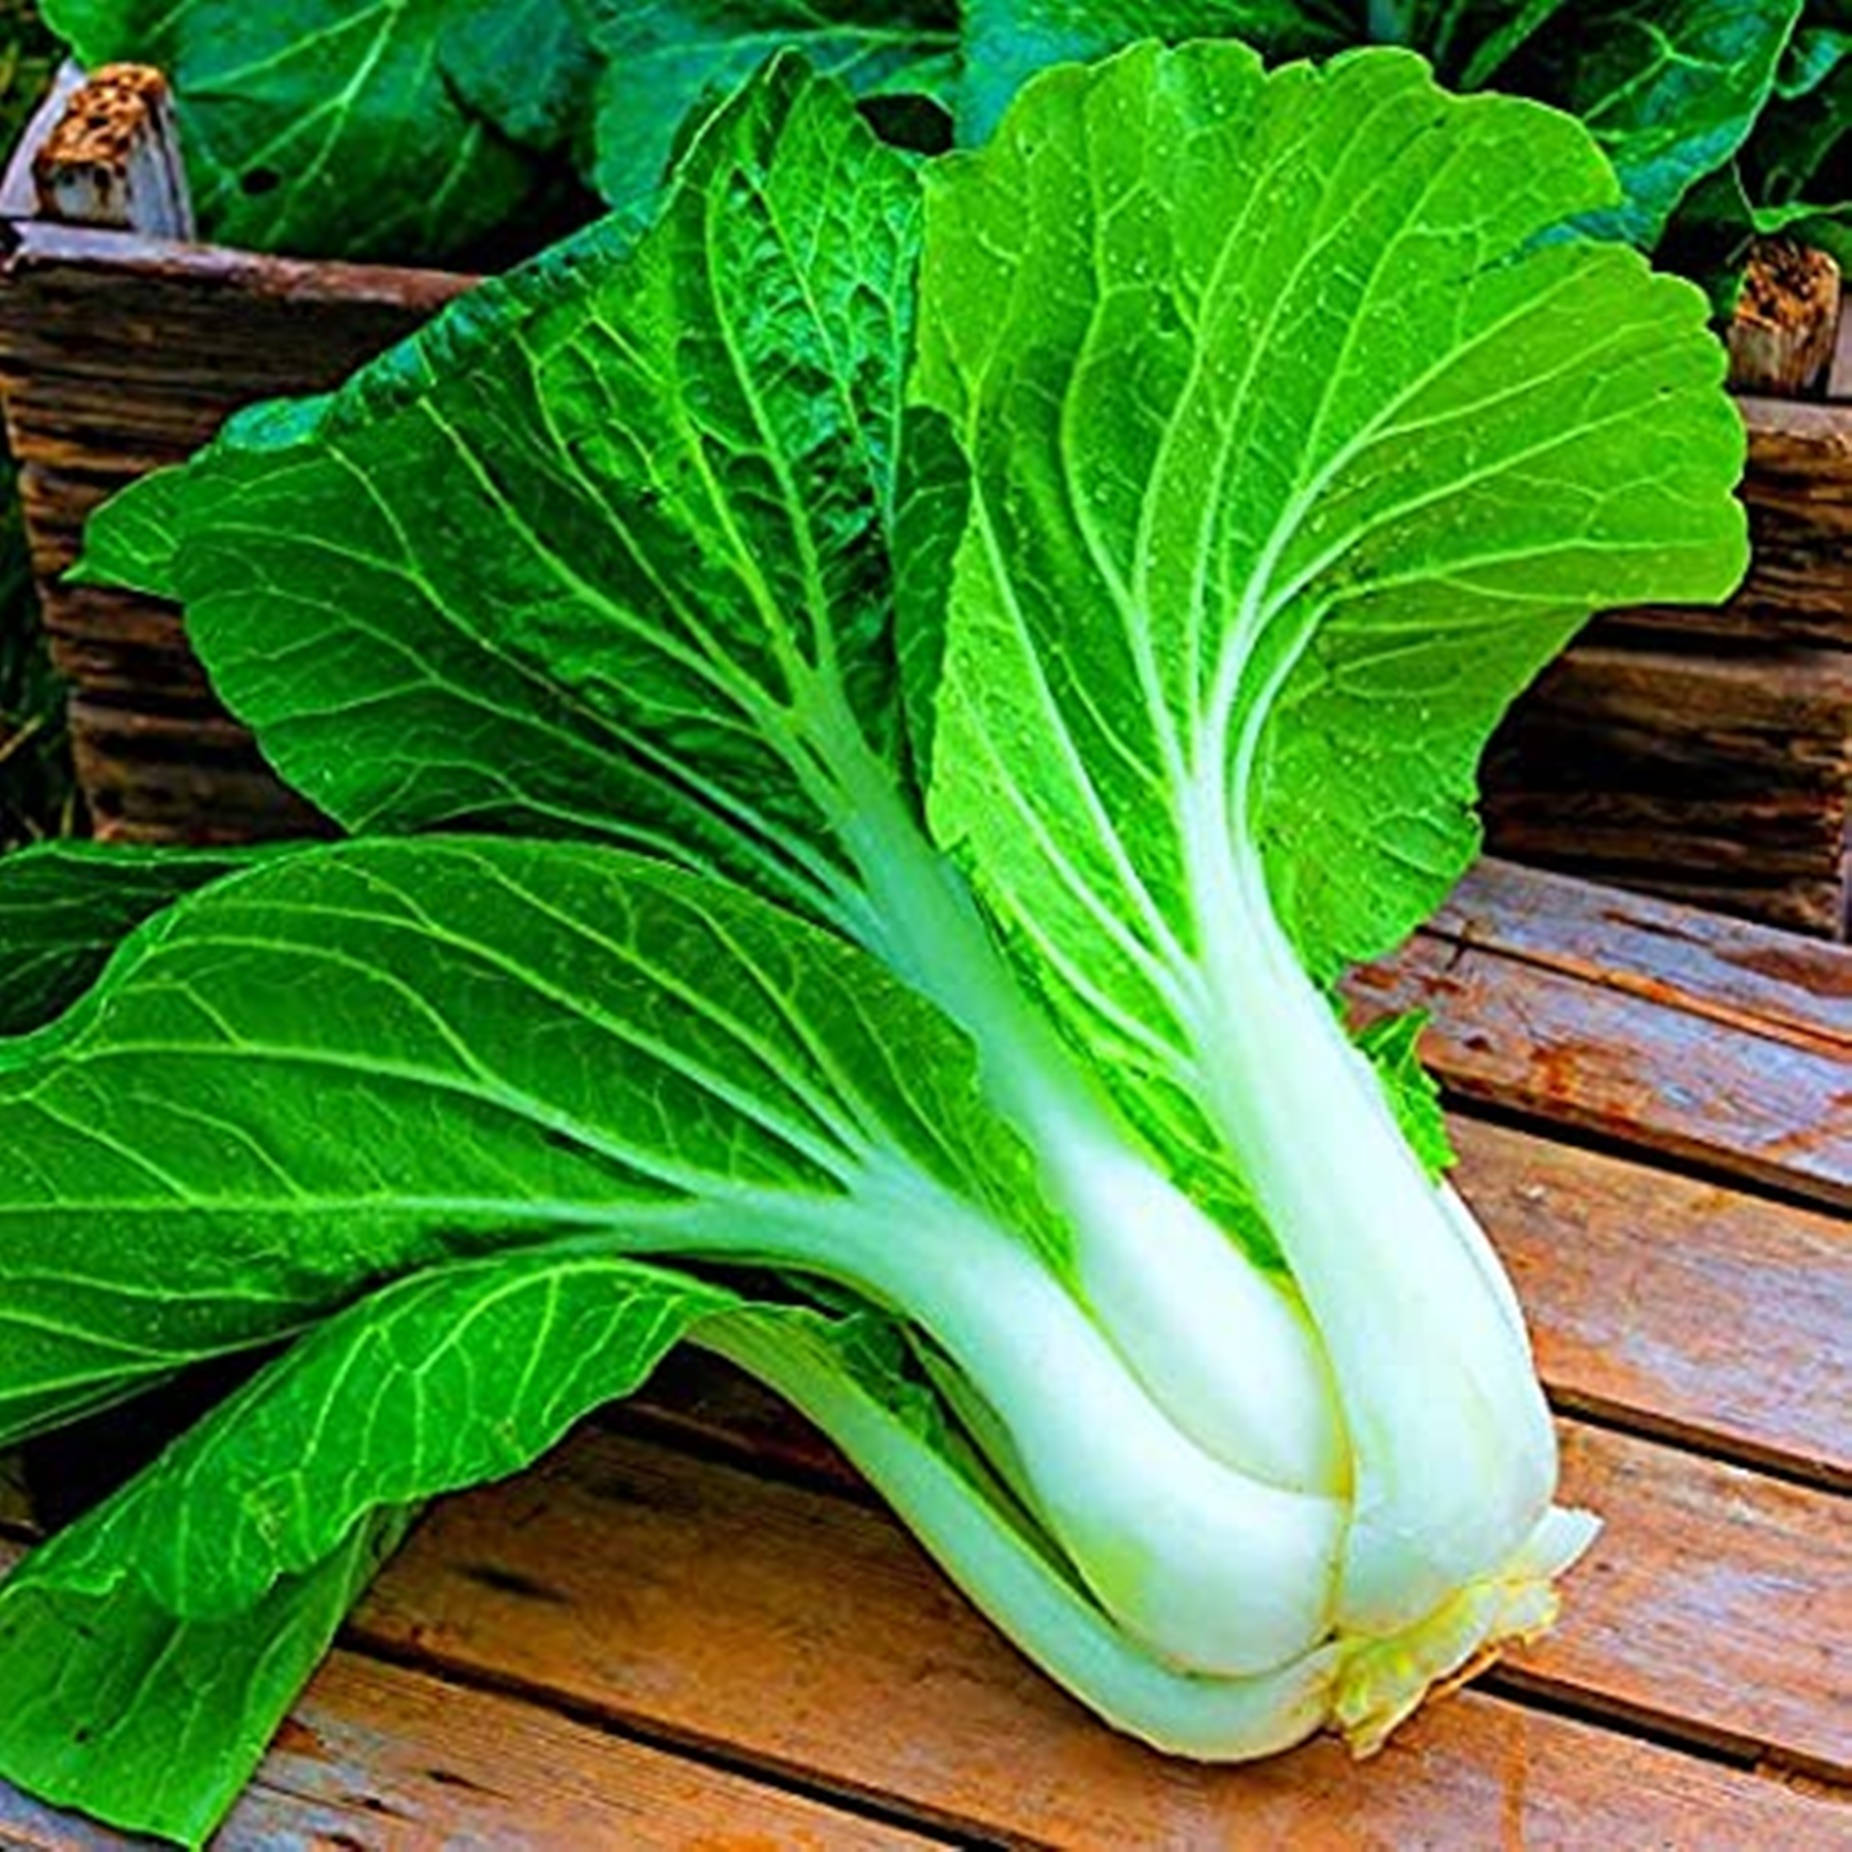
0 40 1746 1847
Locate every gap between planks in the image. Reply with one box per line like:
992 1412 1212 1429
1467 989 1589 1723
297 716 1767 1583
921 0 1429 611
1355 860 1852 1215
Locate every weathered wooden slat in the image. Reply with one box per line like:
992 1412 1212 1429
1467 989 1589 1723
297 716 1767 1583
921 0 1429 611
0 1549 934 1850
1435 859 1850 1050
1362 936 1849 1206
1452 1117 1849 1485
335 1421 1847 1844
1353 873 1852 1212
0 223 470 845
1481 645 1852 940
1506 1426 1850 1777
615 1371 1851 1777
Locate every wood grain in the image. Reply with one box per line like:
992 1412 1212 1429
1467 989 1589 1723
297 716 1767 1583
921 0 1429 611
1453 1116 1850 1484
1481 645 1851 939
1508 1426 1850 1778
1351 869 1852 1212
1432 860 1850 1051
341 1422 1849 1844
0 222 469 844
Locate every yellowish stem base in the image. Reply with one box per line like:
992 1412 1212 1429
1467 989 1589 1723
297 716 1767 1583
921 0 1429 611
1331 1505 1601 1756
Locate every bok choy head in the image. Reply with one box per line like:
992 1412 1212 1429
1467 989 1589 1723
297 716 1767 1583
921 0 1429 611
0 40 1745 1849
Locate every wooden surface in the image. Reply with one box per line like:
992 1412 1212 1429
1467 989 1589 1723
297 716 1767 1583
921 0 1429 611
0 220 469 844
2 858 1847 1849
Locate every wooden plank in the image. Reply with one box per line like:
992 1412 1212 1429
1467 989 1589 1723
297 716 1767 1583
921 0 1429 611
1481 646 1852 940
1434 860 1851 1051
336 1422 1848 1845
0 224 472 844
617 1376 1852 1778
0 1544 934 1852
1356 871 1852 1212
1453 1117 1850 1485
1506 1425 1851 1778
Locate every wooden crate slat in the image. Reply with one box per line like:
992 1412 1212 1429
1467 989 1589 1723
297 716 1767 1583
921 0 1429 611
1454 1117 1849 1485
5 1469 1841 1852
0 1549 932 1851
333 1422 1846 1841
1435 859 1850 1050
1353 881 1852 1212
612 1360 1851 1777
608 1379 1850 1778
1481 646 1852 940
1506 1425 1850 1776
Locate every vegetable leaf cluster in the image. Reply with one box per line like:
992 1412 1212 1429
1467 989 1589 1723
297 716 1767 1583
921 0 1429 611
0 37 1746 1849
38 0 1845 287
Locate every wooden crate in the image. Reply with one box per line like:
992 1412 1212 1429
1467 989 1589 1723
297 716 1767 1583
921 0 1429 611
0 74 1846 933
4 857 1846 1846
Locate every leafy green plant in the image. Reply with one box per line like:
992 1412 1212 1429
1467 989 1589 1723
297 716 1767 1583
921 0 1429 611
37 0 1844 284
0 40 1746 1848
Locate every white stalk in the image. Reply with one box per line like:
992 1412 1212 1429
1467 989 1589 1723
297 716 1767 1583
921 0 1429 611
731 1165 1347 1677
700 1307 1343 1760
1182 791 1555 1633
811 708 1348 1499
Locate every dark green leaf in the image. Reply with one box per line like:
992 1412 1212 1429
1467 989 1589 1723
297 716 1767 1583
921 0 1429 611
0 841 275 1036
1500 0 1805 246
581 0 958 205
955 0 1350 144
41 0 555 262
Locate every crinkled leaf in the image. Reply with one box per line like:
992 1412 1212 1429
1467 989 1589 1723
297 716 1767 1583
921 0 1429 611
0 1251 988 1846
0 834 1055 1448
913 42 1745 1196
0 841 275 1036
13 1253 739 1622
581 0 958 206
440 0 602 159
40 0 555 263
79 61 926 936
1354 1009 1454 1175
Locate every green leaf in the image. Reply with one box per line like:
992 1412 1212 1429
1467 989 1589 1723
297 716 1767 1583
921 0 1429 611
0 833 1054 1447
40 0 558 264
580 0 959 206
955 0 1350 144
913 41 1745 1183
13 1252 739 1622
1500 0 1806 246
78 60 927 936
0 841 274 1036
0 1510 409 1850
1354 1009 1453 1175
440 0 602 159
